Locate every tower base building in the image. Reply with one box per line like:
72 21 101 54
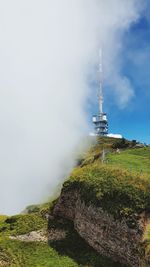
92 113 108 136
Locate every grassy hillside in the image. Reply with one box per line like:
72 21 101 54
0 205 80 267
0 238 79 267
65 162 150 226
0 202 122 267
1 136 150 266
66 137 150 223
107 147 150 174
79 136 150 174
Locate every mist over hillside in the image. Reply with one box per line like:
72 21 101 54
0 0 146 215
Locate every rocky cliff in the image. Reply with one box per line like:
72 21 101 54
1 137 150 267
53 188 147 267
51 138 150 267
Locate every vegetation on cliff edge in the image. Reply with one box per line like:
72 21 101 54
1 136 150 266
64 137 150 228
0 201 122 266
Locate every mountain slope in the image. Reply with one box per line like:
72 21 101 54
1 136 150 267
52 137 150 267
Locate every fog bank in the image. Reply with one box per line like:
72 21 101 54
0 0 144 214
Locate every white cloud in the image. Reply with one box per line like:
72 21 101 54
0 0 144 214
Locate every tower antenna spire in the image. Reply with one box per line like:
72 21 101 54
98 48 103 115
92 49 108 136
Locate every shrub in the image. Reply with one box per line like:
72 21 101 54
112 138 130 149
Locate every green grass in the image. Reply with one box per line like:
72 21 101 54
0 213 47 237
0 238 79 267
0 203 123 267
107 147 150 174
1 137 149 266
64 140 150 245
64 141 150 266
0 208 79 267
77 136 115 167
64 162 150 227
24 201 55 215
80 137 150 175
127 147 150 158
0 236 123 267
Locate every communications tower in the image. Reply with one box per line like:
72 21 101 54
92 50 108 135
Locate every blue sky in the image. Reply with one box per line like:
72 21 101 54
90 9 150 144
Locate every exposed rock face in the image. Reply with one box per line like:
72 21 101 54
48 227 66 241
53 188 146 267
10 230 47 243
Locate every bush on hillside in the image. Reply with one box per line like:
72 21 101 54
64 163 150 228
112 138 130 149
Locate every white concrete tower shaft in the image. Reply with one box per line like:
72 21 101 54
98 48 103 115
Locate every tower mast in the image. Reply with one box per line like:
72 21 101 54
92 49 108 136
98 48 103 115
